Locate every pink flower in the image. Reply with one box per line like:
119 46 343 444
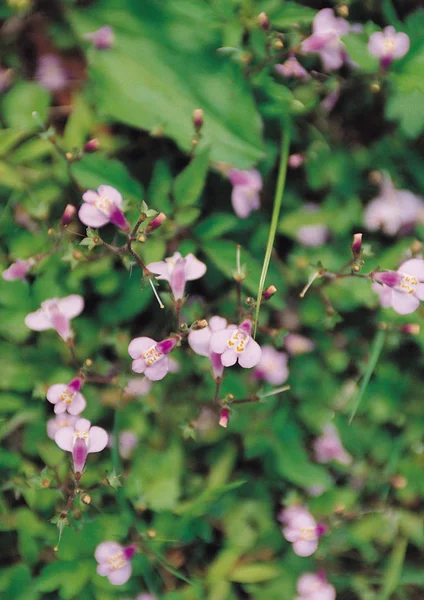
280 506 326 557
284 333 315 355
210 319 262 368
84 25 115 50
2 258 34 282
219 408 230 428
253 345 289 386
275 56 308 79
62 204 76 227
79 185 129 231
364 175 424 235
228 169 262 218
128 336 178 381
373 259 424 315
289 153 304 168
188 316 227 379
95 541 136 585
296 572 336 600
47 414 77 440
301 8 351 71
136 594 157 600
124 377 153 396
47 377 86 416
25 295 84 341
313 424 352 465
368 26 410 69
55 418 108 473
35 55 67 91
119 430 138 460
147 252 207 301
296 204 329 247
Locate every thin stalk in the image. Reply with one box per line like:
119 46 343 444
253 128 290 337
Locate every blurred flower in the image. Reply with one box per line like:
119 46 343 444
275 56 308 79
351 232 362 258
254 345 289 386
46 414 77 440
210 319 262 368
313 424 352 465
2 258 34 282
124 377 153 396
401 323 420 335
84 25 115 50
146 212 166 233
301 8 351 71
284 333 315 355
321 88 340 113
95 541 136 585
55 417 108 473
61 204 76 227
219 407 230 428
296 203 329 247
47 377 86 416
373 259 424 315
193 108 204 131
84 139 100 153
288 153 304 168
262 284 277 300
25 295 84 341
147 252 207 301
128 336 178 381
368 26 410 68
79 185 129 231
228 169 262 219
364 174 424 235
188 315 227 378
296 571 336 600
119 430 138 459
136 595 156 600
35 55 67 91
279 506 326 557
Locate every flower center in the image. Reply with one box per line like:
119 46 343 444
397 272 418 294
383 38 396 53
299 526 317 541
60 390 75 405
142 345 164 366
227 329 248 353
95 195 113 215
108 552 125 570
74 431 89 442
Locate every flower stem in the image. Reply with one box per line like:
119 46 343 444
253 127 290 337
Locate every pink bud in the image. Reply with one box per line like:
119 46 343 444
146 212 167 233
262 285 277 300
193 108 204 131
62 204 76 227
123 545 137 561
373 271 402 287
219 408 230 428
258 11 269 30
401 324 420 335
84 139 100 153
351 233 363 257
288 153 304 168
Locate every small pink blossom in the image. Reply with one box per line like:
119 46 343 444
84 25 115 50
228 169 262 219
279 506 326 557
284 333 315 355
47 377 86 416
351 232 362 257
313 424 352 465
219 407 230 428
188 316 227 379
47 414 77 440
368 26 410 69
55 417 108 473
364 175 424 235
79 185 129 231
119 430 138 460
210 319 262 368
25 295 84 341
275 56 308 79
35 55 67 91
2 258 34 282
373 259 424 315
62 204 76 227
296 571 336 600
301 8 351 71
128 336 178 381
136 594 157 600
95 541 136 585
254 345 289 386
124 377 153 397
289 154 304 168
296 204 330 247
147 252 207 301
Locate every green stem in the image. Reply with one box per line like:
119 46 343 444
349 328 386 424
378 536 408 600
253 128 290 337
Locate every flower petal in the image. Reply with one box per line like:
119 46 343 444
145 358 169 381
54 426 74 452
221 348 238 367
75 418 91 432
399 259 424 281
95 541 123 563
47 384 67 405
231 186 254 219
293 539 318 557
210 328 233 354
209 316 228 332
54 402 67 415
25 309 51 331
128 337 156 359
96 563 110 577
68 393 86 415
87 426 108 453
238 339 262 368
82 190 99 204
79 203 110 228
146 260 170 280
58 295 85 319
107 563 132 585
184 254 207 281
391 290 420 315
131 358 146 373
188 327 211 357
97 185 123 207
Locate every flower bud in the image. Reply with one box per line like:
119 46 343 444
337 4 349 17
61 203 76 227
193 108 204 132
84 138 100 153
351 233 362 258
373 271 402 288
401 324 420 336
81 493 91 504
262 285 277 301
146 212 167 233
288 153 304 168
258 11 269 30
219 408 230 428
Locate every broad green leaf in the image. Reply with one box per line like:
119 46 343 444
386 88 424 137
193 212 240 240
229 563 281 583
63 93 94 149
69 0 264 167
0 130 27 157
342 34 379 73
270 3 316 27
174 148 210 207
1 82 50 130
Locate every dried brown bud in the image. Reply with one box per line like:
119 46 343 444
81 494 91 504
337 4 349 17
85 358 93 367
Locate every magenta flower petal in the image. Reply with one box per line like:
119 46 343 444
238 339 262 368
2 259 33 282
73 437 88 472
54 426 74 452
79 203 111 228
128 337 157 359
87 426 108 453
108 563 132 585
109 207 129 231
211 352 224 378
169 258 187 299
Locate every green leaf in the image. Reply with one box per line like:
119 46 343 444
193 212 240 240
1 82 50 130
0 161 25 190
386 88 424 137
69 0 264 167
71 153 143 202
174 148 210 207
342 33 380 72
37 561 92 599
63 93 94 149
270 3 316 27
0 130 27 157
229 563 281 583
